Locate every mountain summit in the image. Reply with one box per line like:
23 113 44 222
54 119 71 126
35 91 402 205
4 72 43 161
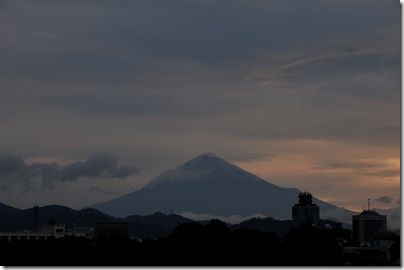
178 152 240 172
144 152 279 189
94 153 347 221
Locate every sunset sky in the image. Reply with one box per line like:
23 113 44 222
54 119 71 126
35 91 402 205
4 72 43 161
0 0 400 211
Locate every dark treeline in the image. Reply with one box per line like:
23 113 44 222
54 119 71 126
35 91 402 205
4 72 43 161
0 219 400 266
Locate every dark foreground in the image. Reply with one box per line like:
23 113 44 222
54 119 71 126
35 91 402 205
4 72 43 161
0 220 400 266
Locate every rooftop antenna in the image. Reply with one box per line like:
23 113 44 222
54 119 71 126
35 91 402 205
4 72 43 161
368 198 370 211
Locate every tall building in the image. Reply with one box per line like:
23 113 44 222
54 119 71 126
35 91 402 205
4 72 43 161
352 209 387 245
292 192 320 226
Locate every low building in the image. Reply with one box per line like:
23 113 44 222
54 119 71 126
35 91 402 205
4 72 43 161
66 226 95 239
0 231 54 241
95 222 129 240
38 222 66 239
0 221 66 241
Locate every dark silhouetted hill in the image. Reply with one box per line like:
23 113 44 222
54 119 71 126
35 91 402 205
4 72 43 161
231 217 293 237
0 203 193 238
0 204 117 231
0 202 22 216
124 212 193 238
231 217 351 237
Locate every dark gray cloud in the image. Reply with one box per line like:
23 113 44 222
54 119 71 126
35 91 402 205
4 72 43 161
0 153 138 190
0 0 399 209
376 195 393 205
0 0 399 81
61 154 137 181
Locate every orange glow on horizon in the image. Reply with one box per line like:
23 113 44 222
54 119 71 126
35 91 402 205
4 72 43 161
233 139 400 211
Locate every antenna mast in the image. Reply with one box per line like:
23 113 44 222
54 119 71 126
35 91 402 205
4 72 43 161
33 203 39 232
368 198 370 211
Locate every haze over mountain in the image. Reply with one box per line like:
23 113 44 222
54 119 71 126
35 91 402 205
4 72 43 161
94 153 357 224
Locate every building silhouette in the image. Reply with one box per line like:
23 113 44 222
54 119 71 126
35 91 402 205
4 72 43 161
95 222 129 240
352 208 387 245
292 192 320 227
0 219 65 241
66 226 95 239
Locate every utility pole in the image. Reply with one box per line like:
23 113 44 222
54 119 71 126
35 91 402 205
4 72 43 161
34 203 39 232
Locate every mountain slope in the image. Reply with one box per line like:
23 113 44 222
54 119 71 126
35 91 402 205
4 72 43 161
0 202 22 216
94 153 341 220
376 207 400 230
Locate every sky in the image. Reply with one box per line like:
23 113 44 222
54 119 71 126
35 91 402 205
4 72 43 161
0 0 400 211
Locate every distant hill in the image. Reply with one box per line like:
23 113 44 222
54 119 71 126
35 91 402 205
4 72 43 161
94 153 356 224
232 217 293 237
125 212 193 238
0 202 22 216
375 207 401 231
0 203 192 238
0 204 117 232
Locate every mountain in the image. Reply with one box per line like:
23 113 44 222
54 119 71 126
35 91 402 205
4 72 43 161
125 212 193 238
0 203 194 238
231 217 350 237
232 217 293 237
0 202 22 216
125 212 192 231
94 153 353 222
0 204 117 231
376 207 401 231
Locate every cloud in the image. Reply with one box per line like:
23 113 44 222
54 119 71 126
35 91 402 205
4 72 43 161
0 153 138 190
248 51 399 87
376 195 393 205
315 159 400 179
0 0 399 209
319 160 387 170
61 153 138 181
